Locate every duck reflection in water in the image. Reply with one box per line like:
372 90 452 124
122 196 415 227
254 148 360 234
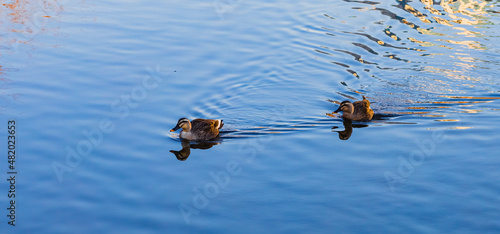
170 139 220 161
331 120 369 140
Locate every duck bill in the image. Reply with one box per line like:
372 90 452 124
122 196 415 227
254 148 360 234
333 106 342 113
170 125 180 132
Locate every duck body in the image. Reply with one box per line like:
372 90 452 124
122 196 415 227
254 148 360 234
334 96 374 121
170 118 224 141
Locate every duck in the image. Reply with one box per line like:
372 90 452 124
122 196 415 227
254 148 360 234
333 96 374 121
170 118 224 141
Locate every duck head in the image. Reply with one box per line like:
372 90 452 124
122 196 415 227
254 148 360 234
170 118 192 132
170 140 191 161
334 101 354 114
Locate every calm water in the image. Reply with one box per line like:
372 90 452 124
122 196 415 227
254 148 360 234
1 0 500 233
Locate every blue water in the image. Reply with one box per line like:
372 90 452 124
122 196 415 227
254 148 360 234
1 0 500 233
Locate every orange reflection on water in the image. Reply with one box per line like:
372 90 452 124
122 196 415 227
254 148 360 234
413 95 499 122
408 37 437 47
406 0 496 50
407 106 451 110
428 126 473 130
435 119 460 122
427 100 490 105
421 0 491 26
457 109 482 114
439 0 489 25
439 96 500 100
404 4 432 23
424 96 498 106
422 114 447 117
1 0 62 25
424 66 484 84
0 0 68 56
448 126 473 130
437 39 484 50
396 111 431 115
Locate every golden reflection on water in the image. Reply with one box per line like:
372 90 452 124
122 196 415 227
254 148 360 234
418 0 494 49
318 0 497 84
386 96 499 123
437 39 484 50
424 0 491 25
413 96 497 112
389 0 496 51
427 126 473 130
397 111 431 115
422 65 489 89
1 0 59 27
422 114 447 117
2 0 60 24
0 0 73 57
407 106 451 110
449 126 473 130
424 100 491 104
327 92 496 135
435 119 459 122
457 109 482 113
439 96 500 100
322 0 497 128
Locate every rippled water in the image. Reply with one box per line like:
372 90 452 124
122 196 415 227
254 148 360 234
1 0 500 233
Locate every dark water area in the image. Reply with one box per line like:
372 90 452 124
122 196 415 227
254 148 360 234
1 0 499 233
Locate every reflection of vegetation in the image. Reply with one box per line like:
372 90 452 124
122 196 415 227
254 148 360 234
0 0 77 110
2 0 57 24
170 140 220 161
0 0 79 55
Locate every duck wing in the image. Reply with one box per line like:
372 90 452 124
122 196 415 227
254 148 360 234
191 119 223 140
352 99 369 115
352 99 374 120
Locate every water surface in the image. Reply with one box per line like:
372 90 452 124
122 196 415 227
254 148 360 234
1 0 499 233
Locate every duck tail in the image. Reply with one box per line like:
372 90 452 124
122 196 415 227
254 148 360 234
216 119 224 129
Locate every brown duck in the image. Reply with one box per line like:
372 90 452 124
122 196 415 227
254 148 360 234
334 96 374 121
170 118 224 141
